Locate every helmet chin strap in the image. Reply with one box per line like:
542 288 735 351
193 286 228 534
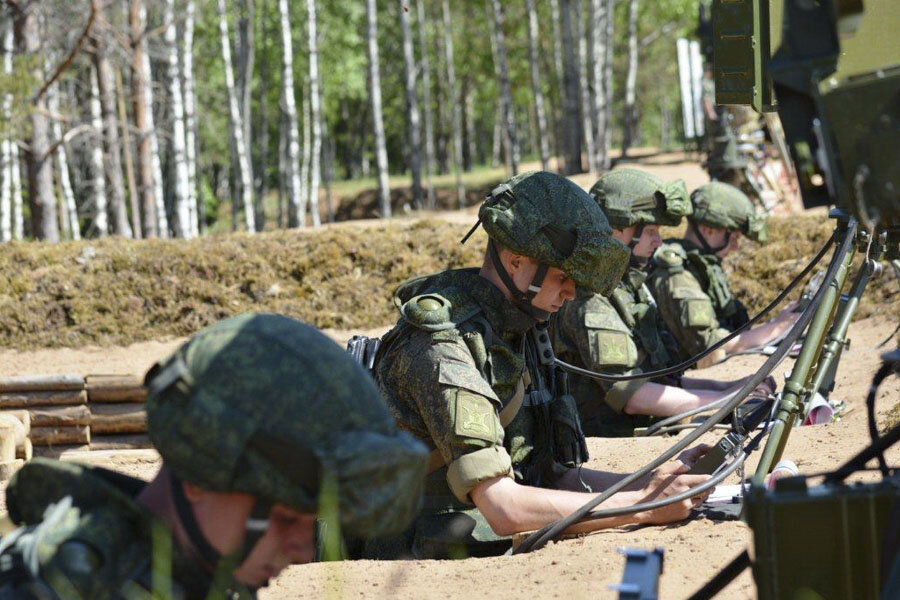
169 470 273 592
689 220 731 255
488 240 551 321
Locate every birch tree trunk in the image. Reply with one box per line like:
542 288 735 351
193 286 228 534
365 0 390 218
129 0 159 238
603 0 614 163
299 82 311 226
94 29 132 237
0 13 13 242
550 0 566 171
307 0 322 226
144 47 168 238
577 0 596 174
48 84 80 240
11 145 22 239
183 0 200 237
489 0 518 176
415 0 435 208
164 0 191 238
218 0 256 232
590 0 610 172
560 0 583 174
399 1 423 209
88 70 109 237
15 4 58 241
525 0 550 171
622 0 639 158
236 0 254 194
441 0 465 206
253 0 270 230
115 67 141 238
278 0 302 228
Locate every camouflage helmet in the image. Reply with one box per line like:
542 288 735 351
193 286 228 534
476 171 629 296
589 169 692 229
144 313 427 539
689 181 768 243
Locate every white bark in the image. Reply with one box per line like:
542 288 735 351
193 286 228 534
89 71 109 237
278 0 302 228
441 0 465 205
164 0 191 238
603 0 613 161
218 0 256 232
622 0 639 156
141 35 169 237
0 13 12 242
299 83 311 226
577 0 596 173
48 84 80 240
526 0 550 171
365 0 390 218
307 0 322 226
400 0 423 209
590 0 610 172
489 0 518 176
183 0 200 237
130 0 160 238
10 143 22 239
415 0 435 208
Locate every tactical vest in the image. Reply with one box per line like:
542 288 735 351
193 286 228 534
682 249 750 331
354 269 588 559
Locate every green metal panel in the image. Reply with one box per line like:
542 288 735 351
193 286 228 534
712 0 773 111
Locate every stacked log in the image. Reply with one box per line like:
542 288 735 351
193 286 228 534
86 375 150 450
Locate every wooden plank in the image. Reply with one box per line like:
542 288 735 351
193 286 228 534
0 459 23 481
0 374 84 393
90 403 146 434
0 390 87 409
0 413 28 445
29 405 92 428
88 434 152 451
0 410 31 433
33 444 90 458
59 448 159 463
30 425 90 446
0 423 15 460
86 375 146 403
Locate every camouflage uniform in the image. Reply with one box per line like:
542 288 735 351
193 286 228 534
370 172 629 559
0 313 427 598
648 182 768 360
553 170 690 437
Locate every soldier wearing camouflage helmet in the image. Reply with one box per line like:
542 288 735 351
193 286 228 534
368 172 713 559
553 170 750 437
0 313 427 598
648 181 797 366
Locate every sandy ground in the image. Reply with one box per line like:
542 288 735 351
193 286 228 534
1 316 897 599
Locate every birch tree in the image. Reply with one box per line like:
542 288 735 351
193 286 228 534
550 0 566 170
489 0 518 176
415 0 435 208
129 0 162 237
622 0 639 157
308 0 322 226
183 0 200 236
299 82 311 224
0 13 13 242
602 0 613 162
365 0 390 218
93 25 132 237
525 0 550 171
441 0 465 205
590 0 611 172
115 67 141 238
576 0 596 173
560 0 583 174
278 0 302 227
399 1 423 209
164 0 192 237
88 70 109 237
10 143 22 239
48 83 80 240
218 0 256 232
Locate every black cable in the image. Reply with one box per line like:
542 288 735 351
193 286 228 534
867 363 893 476
513 219 856 554
686 551 751 600
555 232 836 383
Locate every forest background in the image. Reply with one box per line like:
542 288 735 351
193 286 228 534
0 0 698 242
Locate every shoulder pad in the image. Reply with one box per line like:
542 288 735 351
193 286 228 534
400 288 481 332
652 244 685 272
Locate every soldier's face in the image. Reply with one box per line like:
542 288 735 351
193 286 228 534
631 224 662 258
503 252 575 313
233 504 318 587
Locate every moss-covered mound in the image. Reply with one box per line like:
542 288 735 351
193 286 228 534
0 214 896 349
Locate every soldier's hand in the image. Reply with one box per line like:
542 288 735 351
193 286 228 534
637 465 711 524
676 443 712 470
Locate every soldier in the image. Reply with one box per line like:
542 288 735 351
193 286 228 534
553 170 753 437
648 181 798 367
370 171 713 559
0 313 427 598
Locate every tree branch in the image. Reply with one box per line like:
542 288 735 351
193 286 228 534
640 19 683 52
33 0 100 102
42 124 94 162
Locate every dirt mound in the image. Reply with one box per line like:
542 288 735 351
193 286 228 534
0 214 895 349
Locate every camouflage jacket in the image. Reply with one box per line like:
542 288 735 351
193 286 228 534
0 459 253 600
553 268 682 437
370 268 584 558
647 239 749 362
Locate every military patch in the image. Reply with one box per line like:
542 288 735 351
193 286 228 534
685 298 715 327
589 330 637 368
454 391 499 443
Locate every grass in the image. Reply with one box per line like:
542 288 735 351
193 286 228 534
0 214 896 349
